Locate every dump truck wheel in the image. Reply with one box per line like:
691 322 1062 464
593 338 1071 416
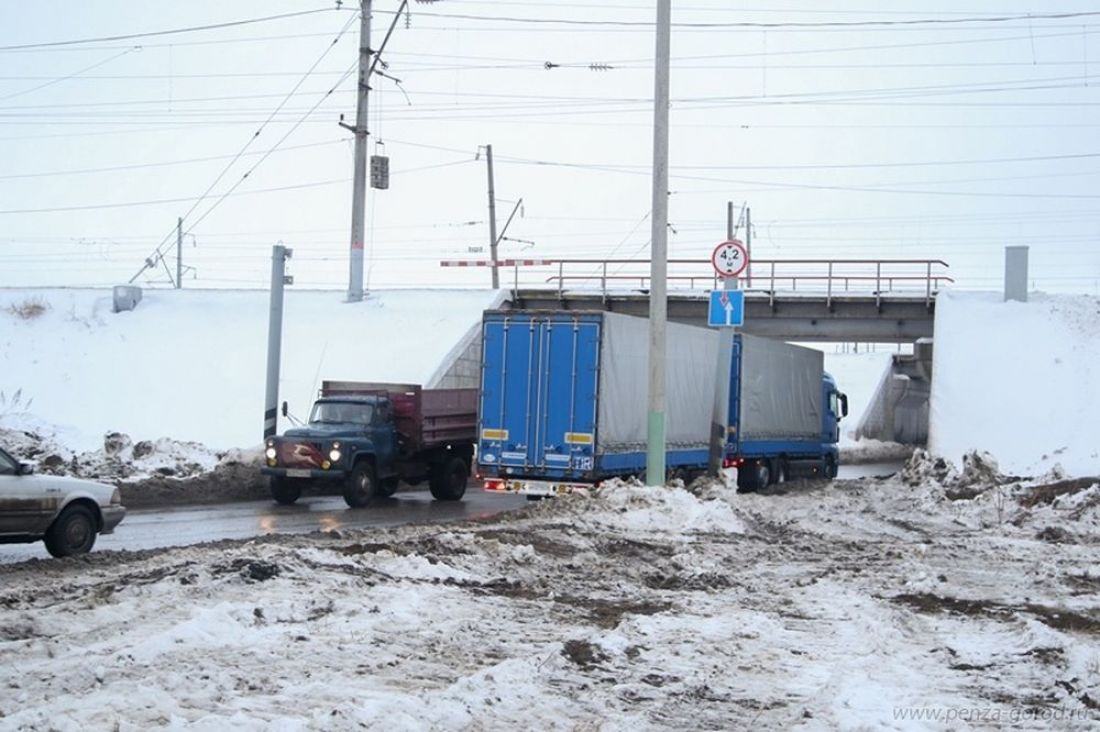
344 461 378 508
270 477 301 505
824 455 838 480
429 456 468 501
379 477 399 498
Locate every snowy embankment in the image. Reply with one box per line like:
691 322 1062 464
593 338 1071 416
931 291 1100 477
0 287 501 498
2 467 1098 729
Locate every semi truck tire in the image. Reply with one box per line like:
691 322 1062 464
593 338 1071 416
737 460 770 493
429 456 468 501
824 455 838 480
270 477 301 505
344 461 378 508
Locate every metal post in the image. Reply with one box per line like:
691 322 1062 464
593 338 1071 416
646 0 671 487
708 274 736 477
176 217 183 289
1007 246 1029 301
486 144 500 289
745 207 752 288
264 245 292 439
347 0 372 303
726 201 734 240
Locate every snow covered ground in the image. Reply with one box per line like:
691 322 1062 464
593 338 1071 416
2 467 1098 729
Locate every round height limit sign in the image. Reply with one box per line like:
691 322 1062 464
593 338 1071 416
712 239 749 279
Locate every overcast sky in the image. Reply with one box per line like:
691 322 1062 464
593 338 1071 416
2 1 1099 294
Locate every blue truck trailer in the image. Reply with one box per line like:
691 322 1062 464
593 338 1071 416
477 310 846 496
724 332 848 491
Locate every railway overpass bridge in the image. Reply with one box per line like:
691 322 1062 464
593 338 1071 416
442 258 953 343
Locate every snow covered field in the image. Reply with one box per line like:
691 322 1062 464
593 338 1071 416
2 466 1098 729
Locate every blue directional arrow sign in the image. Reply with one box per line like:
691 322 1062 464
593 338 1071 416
708 289 745 328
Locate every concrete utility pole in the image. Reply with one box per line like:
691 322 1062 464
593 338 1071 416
646 0 671 487
176 217 183 289
346 0 372 303
485 144 500 289
264 245 292 439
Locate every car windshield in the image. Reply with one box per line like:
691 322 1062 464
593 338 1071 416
0 449 16 475
309 401 373 425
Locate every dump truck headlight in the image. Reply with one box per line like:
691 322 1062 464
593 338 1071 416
328 449 342 462
265 446 278 461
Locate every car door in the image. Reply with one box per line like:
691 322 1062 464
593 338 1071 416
0 449 57 537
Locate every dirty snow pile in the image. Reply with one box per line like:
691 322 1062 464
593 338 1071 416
3 470 1098 729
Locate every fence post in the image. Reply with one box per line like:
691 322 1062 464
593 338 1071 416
558 261 564 298
601 262 608 298
827 261 833 310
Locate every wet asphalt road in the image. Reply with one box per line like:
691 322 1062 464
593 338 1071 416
0 463 901 564
0 487 529 564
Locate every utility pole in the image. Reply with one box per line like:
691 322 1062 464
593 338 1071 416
485 144 500 289
646 0 671 487
346 0 372 303
264 245 292 440
176 217 183 289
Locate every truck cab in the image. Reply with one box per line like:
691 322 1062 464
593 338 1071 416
821 372 849 478
262 382 476 508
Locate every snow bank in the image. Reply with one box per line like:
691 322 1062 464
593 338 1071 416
0 288 503 451
929 291 1100 477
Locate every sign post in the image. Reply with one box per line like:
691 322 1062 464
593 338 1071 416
707 239 749 477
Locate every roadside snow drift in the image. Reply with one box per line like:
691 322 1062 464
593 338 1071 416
930 291 1100 477
0 288 503 451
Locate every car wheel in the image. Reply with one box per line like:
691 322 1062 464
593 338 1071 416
44 504 98 558
270 477 301 505
429 456 468 501
344 461 378 508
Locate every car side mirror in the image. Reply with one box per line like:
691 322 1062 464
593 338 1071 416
281 401 288 418
17 461 35 476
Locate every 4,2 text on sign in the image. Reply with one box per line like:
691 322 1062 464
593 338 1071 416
712 240 749 278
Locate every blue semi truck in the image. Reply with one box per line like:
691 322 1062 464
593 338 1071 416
477 310 847 495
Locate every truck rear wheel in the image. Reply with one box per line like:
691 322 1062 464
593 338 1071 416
736 461 770 493
429 456 468 501
270 477 301 505
344 461 378 508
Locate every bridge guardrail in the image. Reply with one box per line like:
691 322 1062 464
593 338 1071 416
440 258 952 309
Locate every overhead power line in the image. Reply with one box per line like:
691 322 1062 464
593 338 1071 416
0 8 338 52
389 8 1100 29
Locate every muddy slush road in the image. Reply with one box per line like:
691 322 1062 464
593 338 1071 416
0 465 899 564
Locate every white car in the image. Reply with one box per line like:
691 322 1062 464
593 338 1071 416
0 445 126 557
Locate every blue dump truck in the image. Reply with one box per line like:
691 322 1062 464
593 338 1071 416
263 381 477 507
477 310 847 496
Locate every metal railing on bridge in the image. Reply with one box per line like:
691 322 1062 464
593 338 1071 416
440 258 953 309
